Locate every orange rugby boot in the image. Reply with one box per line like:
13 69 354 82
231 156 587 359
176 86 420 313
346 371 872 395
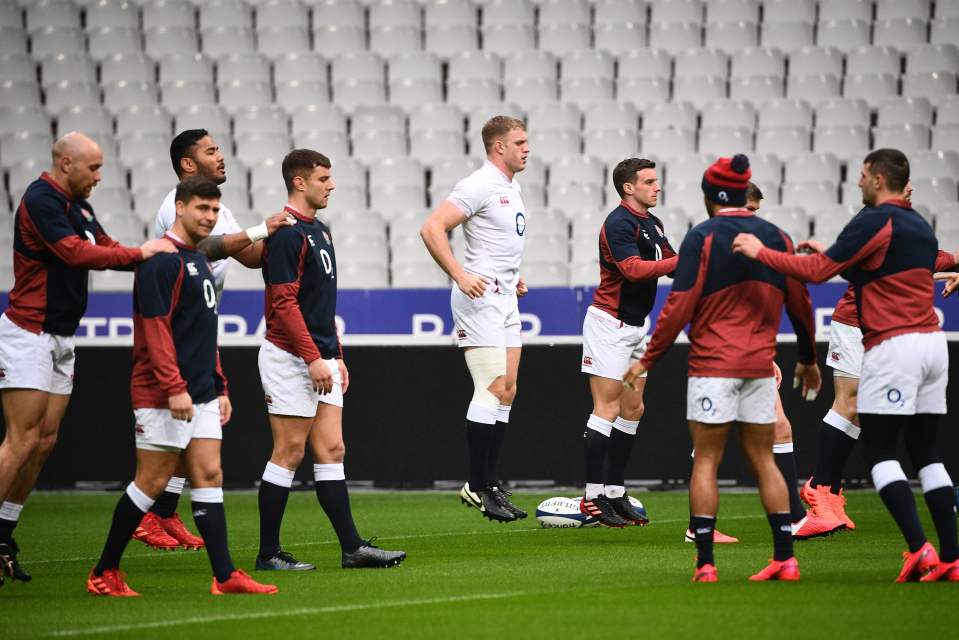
896 542 939 583
684 529 739 543
158 513 205 550
692 563 718 582
132 512 180 550
920 559 959 582
211 569 278 595
87 568 140 597
749 557 800 581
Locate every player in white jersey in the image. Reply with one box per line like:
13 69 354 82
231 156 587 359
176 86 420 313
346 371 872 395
420 116 530 522
133 129 293 551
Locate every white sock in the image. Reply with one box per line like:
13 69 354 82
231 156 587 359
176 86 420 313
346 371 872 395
262 462 295 488
126 482 156 513
605 485 626 498
164 476 186 494
612 417 639 435
773 442 794 454
314 463 346 482
0 501 23 522
497 404 511 423
823 409 861 439
871 460 908 492
191 487 224 503
586 414 613 437
918 463 953 493
585 483 605 500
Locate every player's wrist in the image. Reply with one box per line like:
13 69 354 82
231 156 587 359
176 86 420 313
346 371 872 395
245 221 269 243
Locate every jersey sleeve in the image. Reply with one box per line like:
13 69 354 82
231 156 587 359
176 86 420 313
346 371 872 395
447 175 489 218
136 256 188 397
21 191 143 269
217 204 243 234
603 216 678 282
755 211 892 283
935 249 958 271
779 233 817 365
265 230 323 363
640 229 709 370
154 195 175 238
213 350 228 396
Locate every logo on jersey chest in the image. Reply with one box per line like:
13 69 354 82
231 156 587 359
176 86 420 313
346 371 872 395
186 262 199 276
500 196 510 205
515 212 526 236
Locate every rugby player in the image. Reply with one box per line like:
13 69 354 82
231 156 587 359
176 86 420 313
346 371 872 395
255 149 405 570
733 149 959 582
420 116 530 523
579 158 676 527
87 177 276 596
625 155 819 582
134 129 293 552
0 132 175 584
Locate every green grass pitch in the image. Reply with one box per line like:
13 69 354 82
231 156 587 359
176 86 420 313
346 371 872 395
1 490 957 639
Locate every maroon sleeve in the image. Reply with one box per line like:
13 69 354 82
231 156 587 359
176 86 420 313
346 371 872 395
616 255 679 282
214 350 228 396
20 202 143 269
138 263 188 397
935 249 958 271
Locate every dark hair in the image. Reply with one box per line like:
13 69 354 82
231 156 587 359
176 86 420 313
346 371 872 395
174 176 221 205
612 158 656 198
282 148 331 193
170 129 209 178
747 181 764 202
863 148 910 192
481 115 525 153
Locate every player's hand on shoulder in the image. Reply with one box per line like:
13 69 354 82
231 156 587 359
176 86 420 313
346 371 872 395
337 359 349 394
308 358 334 395
140 238 177 259
456 272 489 299
731 233 764 259
793 362 821 401
265 211 296 236
796 239 826 255
218 394 232 426
169 391 195 421
516 277 528 297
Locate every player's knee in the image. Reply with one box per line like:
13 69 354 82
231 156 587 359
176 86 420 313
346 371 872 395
137 476 171 499
773 417 792 442
833 390 858 422
273 444 305 469
466 348 507 413
593 398 620 422
3 428 40 459
315 440 345 464
34 430 58 460
620 398 644 421
192 465 223 488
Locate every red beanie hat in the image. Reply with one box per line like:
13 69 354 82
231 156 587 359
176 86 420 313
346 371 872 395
701 154 752 207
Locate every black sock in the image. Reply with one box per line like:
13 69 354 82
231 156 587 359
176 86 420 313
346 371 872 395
258 480 290 559
192 501 235 583
315 480 364 554
487 421 507 484
689 515 716 568
812 421 858 494
150 490 181 519
94 493 146 575
466 420 492 490
879 481 927 553
0 518 16 543
767 512 794 561
584 425 609 487
775 450 807 522
605 427 636 489
924 486 959 562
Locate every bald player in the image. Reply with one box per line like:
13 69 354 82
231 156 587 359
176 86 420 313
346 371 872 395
0 133 175 583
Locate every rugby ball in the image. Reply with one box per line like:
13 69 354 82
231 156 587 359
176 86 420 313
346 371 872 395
536 497 598 528
535 496 648 528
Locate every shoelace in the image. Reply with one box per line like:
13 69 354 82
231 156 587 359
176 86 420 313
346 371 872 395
276 551 300 563
363 537 379 549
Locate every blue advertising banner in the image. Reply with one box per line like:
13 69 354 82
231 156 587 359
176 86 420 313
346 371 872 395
2 282 956 345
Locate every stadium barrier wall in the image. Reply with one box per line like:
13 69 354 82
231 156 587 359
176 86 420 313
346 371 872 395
3 343 958 489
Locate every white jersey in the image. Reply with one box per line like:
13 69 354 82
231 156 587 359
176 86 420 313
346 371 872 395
155 188 242 292
447 160 526 293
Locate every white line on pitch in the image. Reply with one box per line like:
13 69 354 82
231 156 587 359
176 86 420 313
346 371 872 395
46 591 531 637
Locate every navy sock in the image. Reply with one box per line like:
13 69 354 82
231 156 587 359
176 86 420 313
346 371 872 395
812 423 857 494
767 512 794 561
257 480 290 559
775 451 806 522
879 481 927 553
192 501 235 583
150 490 181 519
0 518 16 543
466 420 492 489
924 486 959 562
94 493 145 575
487 421 507 483
584 428 609 486
605 428 635 489
315 480 364 554
689 515 716 568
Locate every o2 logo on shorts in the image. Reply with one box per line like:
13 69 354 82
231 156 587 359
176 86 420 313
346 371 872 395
887 388 904 407
700 397 714 413
515 212 526 236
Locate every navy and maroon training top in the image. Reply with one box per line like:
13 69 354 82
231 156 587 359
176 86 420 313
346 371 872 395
6 173 143 336
641 208 817 378
131 234 226 409
262 205 341 363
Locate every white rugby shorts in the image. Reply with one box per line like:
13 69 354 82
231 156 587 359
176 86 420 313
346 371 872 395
826 320 864 378
581 306 648 380
0 313 75 394
451 284 522 349
858 331 948 415
134 399 221 452
258 340 343 417
687 376 778 424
